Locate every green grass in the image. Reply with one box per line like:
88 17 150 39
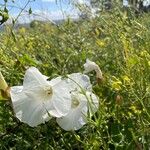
0 8 150 149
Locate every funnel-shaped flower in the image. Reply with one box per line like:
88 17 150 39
56 73 99 131
83 59 103 80
10 67 71 127
56 91 99 131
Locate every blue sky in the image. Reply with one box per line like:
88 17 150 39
8 0 70 14
2 0 150 23
3 0 80 23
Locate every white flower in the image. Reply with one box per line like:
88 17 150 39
56 91 99 131
56 73 99 131
83 59 103 80
10 67 71 127
65 73 92 92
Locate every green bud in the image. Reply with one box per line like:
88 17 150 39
0 71 8 90
0 71 9 100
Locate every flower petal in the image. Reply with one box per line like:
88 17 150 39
56 107 87 131
51 81 71 117
43 101 63 118
83 59 98 73
10 86 52 127
37 77 71 117
22 67 54 102
83 59 103 79
23 67 48 90
56 93 88 131
56 91 99 131
64 73 92 92
49 76 62 86
86 91 99 115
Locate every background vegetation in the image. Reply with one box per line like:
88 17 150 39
0 2 150 149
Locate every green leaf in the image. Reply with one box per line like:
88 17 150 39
29 7 32 15
0 11 9 25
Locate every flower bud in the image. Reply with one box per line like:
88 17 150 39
0 72 10 100
115 95 123 105
84 59 103 83
0 71 8 90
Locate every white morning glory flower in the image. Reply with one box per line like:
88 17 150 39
83 59 103 80
56 91 99 131
56 73 99 131
10 67 71 127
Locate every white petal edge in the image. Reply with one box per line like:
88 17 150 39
23 67 49 90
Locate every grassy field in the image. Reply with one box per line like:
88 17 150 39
0 8 150 149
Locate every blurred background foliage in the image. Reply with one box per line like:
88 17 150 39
0 0 150 149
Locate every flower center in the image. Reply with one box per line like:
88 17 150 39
43 85 53 98
71 96 80 108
